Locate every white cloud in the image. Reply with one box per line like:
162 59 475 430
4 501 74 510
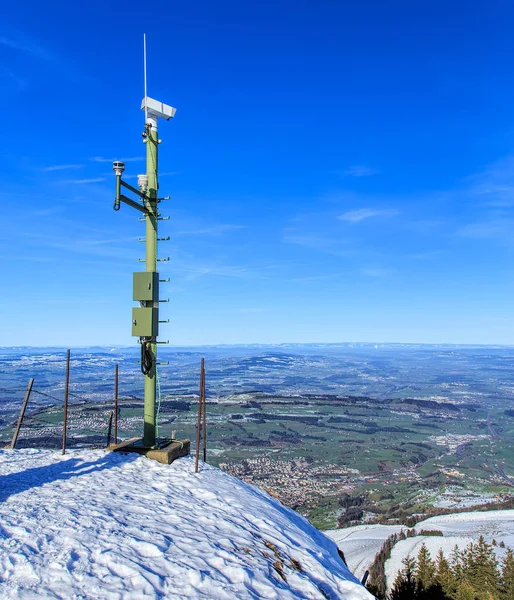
338 208 397 223
0 33 53 62
174 224 246 236
361 267 391 277
344 165 380 177
42 164 84 172
90 156 143 163
65 178 106 184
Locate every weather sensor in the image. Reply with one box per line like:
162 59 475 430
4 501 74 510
141 97 176 121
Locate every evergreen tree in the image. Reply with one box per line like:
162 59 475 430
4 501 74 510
417 582 451 600
450 545 464 586
462 536 500 598
415 544 436 590
500 548 514 599
435 548 456 597
390 556 417 600
454 580 477 600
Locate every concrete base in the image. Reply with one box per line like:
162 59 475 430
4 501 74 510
109 437 190 465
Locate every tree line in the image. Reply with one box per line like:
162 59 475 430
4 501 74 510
371 537 514 599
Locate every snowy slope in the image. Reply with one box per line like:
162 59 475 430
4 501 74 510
0 449 373 600
384 511 514 587
326 510 514 588
325 524 405 581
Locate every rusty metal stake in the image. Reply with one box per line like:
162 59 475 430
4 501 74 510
10 378 34 449
62 349 70 455
195 358 204 473
202 359 207 463
114 363 119 444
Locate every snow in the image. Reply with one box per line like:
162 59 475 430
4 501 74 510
385 511 514 587
325 510 514 590
324 524 405 581
0 449 372 600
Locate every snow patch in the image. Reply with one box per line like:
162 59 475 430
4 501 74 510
0 449 372 599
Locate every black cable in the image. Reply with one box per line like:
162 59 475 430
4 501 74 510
141 341 153 376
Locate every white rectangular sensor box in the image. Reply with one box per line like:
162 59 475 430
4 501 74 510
141 96 176 120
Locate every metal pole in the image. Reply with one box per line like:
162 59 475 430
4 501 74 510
195 359 203 473
143 113 159 448
114 363 118 444
62 349 70 455
106 411 114 447
202 359 207 463
10 378 34 449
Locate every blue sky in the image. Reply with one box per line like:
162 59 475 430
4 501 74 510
2 0 514 346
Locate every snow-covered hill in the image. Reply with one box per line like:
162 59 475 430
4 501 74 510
326 510 514 586
0 449 372 599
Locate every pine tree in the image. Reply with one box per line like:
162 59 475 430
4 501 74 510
417 582 451 600
390 556 417 600
454 580 477 600
500 548 514 599
450 545 464 586
435 548 456 597
462 536 500 598
415 543 436 590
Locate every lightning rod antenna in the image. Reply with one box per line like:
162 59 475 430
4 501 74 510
143 33 148 123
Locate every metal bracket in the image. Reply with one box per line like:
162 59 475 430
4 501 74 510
157 216 170 221
159 278 170 282
119 194 149 215
157 236 170 241
159 299 170 303
157 257 170 262
138 259 146 262
159 319 170 323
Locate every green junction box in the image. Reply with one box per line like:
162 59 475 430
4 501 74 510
132 272 159 337
133 272 159 301
132 307 158 337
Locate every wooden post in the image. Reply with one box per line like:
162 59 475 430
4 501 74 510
194 358 204 473
10 378 34 449
62 349 70 455
106 411 114 447
202 359 207 463
114 363 119 444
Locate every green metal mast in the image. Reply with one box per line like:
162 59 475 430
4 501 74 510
112 36 176 448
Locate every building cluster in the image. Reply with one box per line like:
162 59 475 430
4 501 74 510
219 457 360 507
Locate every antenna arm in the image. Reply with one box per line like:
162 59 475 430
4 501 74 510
118 194 149 215
121 179 148 201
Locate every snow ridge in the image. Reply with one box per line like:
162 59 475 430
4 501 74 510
0 449 372 599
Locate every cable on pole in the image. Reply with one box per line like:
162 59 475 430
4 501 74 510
141 341 153 376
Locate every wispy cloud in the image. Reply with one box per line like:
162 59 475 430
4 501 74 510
338 208 397 223
174 263 250 280
283 232 353 257
90 156 144 163
465 155 514 207
344 165 380 177
64 178 106 184
174 224 246 236
0 68 27 93
456 219 514 240
0 32 53 62
123 171 180 180
361 267 391 278
290 274 342 283
412 250 444 260
42 164 84 172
